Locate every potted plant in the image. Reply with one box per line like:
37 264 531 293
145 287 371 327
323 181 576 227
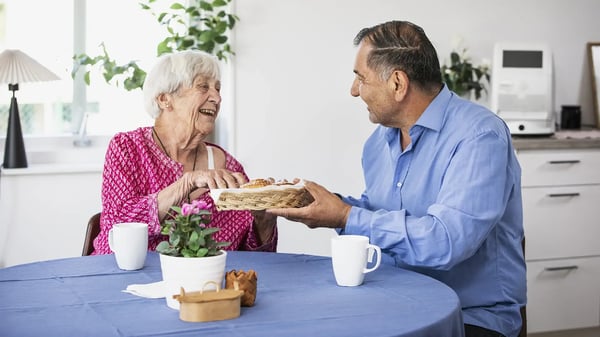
441 48 491 100
71 0 239 91
157 199 231 310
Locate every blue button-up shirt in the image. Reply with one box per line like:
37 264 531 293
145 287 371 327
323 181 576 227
342 85 526 337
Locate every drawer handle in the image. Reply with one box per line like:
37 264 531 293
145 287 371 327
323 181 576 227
544 265 578 272
548 160 581 164
547 193 580 198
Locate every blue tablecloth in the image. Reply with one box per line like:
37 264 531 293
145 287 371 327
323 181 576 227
0 251 464 337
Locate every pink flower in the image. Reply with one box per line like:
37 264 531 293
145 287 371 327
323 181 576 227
181 203 197 216
191 199 209 210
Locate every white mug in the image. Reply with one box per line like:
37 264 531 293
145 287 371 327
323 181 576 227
331 235 381 286
108 222 148 270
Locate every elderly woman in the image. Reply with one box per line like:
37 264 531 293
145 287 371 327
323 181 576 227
93 50 277 254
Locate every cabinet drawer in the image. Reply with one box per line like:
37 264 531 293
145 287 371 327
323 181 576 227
518 149 600 186
526 257 600 333
523 184 600 260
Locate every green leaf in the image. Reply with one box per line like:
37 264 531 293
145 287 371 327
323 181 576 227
199 1 213 11
216 241 230 248
170 3 185 10
215 21 227 34
196 248 209 257
201 41 216 53
188 231 200 250
170 233 181 247
181 248 194 257
202 227 220 236
156 241 170 253
450 52 460 65
228 14 239 27
214 35 227 44
181 39 195 49
160 226 171 235
199 31 216 43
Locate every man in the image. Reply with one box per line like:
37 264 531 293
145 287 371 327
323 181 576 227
267 21 526 337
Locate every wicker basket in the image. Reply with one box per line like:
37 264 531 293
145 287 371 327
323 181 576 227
213 186 314 211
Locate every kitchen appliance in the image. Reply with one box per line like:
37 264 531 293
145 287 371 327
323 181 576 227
490 43 555 135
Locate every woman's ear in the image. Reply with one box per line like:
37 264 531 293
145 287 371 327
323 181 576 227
389 70 409 101
156 93 171 110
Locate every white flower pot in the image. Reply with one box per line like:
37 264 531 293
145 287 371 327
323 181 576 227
159 251 227 310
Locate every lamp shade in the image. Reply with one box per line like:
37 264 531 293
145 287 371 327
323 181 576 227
0 49 60 169
0 49 60 84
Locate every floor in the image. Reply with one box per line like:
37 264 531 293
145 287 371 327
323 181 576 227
529 327 600 337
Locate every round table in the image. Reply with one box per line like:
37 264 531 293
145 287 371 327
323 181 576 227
0 251 465 336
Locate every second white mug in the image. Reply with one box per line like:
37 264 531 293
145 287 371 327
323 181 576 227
108 222 148 270
331 235 381 287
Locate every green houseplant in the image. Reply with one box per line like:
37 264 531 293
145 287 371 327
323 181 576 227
156 199 230 310
441 48 490 100
156 200 229 257
71 0 239 91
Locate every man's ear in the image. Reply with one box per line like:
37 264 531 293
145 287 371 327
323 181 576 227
389 70 409 101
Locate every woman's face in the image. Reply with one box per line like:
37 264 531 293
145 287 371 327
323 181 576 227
171 75 222 136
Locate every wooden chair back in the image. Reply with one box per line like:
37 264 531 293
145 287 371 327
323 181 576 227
82 212 101 256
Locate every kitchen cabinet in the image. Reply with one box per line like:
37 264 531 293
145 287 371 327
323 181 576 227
516 137 600 334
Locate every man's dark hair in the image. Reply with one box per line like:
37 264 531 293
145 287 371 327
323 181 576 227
354 20 442 94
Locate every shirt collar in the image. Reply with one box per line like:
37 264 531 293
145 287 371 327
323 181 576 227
413 84 452 133
384 84 453 146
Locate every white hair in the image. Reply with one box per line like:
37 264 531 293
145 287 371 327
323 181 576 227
143 50 221 118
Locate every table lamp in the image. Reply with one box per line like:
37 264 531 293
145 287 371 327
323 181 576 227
0 49 60 168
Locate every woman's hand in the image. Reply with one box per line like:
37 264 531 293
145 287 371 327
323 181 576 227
159 169 245 219
191 169 247 189
251 210 277 244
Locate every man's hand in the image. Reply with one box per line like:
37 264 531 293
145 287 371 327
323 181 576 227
266 180 351 229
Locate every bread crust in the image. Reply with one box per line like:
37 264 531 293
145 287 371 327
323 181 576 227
240 178 273 189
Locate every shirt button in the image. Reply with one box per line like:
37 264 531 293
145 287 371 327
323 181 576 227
396 182 402 187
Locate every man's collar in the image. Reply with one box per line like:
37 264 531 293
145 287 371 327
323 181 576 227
413 84 452 132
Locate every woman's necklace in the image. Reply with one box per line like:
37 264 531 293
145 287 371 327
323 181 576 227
152 127 198 202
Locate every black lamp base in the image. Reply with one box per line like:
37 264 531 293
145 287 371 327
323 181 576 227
3 95 28 168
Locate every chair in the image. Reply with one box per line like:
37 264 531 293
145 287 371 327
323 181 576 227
519 237 527 337
82 212 101 256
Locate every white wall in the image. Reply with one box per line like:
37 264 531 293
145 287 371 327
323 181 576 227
231 0 600 255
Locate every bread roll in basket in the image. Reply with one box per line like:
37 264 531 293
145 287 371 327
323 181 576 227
211 179 314 211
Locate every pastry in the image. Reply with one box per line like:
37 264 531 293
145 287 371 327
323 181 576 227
240 178 299 189
225 269 258 307
240 178 274 189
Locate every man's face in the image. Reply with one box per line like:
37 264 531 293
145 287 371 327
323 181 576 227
350 42 397 126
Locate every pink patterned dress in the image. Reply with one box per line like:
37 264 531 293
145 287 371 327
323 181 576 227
92 126 277 254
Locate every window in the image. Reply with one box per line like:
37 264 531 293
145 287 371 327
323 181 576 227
0 0 164 137
0 1 74 136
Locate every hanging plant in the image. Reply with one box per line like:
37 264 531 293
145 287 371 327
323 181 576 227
71 0 239 91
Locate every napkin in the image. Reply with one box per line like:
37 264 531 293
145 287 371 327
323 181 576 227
123 281 165 298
